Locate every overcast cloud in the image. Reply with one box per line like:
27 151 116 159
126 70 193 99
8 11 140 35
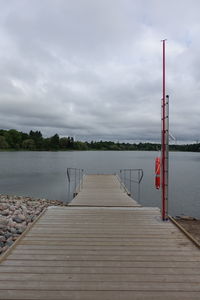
0 0 200 142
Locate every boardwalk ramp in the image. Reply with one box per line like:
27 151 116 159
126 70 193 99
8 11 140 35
0 174 200 299
69 174 140 206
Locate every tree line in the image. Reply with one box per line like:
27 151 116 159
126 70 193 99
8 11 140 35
0 129 200 152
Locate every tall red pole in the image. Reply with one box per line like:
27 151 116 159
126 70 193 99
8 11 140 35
161 39 168 221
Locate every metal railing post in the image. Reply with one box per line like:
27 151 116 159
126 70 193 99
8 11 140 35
79 168 81 192
117 168 143 203
138 170 140 203
120 170 122 189
81 169 84 189
66 168 84 202
75 169 77 195
123 170 125 192
67 168 71 203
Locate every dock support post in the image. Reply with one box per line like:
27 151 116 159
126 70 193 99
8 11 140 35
161 39 169 221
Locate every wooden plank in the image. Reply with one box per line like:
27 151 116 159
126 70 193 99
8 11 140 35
19 240 194 246
0 174 200 300
22 236 186 241
8 254 200 262
0 290 200 300
1 266 200 275
2 260 200 268
15 244 195 251
0 281 200 291
12 249 197 256
1 273 200 283
26 231 184 236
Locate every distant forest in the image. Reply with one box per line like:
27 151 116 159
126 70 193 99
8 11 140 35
0 129 200 152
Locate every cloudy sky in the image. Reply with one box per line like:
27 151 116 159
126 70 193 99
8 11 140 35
0 0 200 142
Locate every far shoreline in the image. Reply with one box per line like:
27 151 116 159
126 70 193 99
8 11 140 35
0 149 200 153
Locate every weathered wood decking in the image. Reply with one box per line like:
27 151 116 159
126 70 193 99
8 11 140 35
0 175 200 299
69 174 140 206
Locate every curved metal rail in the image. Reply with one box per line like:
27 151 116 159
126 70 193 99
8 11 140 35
66 168 84 203
119 169 144 203
66 168 144 204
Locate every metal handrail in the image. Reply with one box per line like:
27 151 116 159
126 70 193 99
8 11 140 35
66 168 84 203
66 167 143 204
119 169 144 203
120 168 143 183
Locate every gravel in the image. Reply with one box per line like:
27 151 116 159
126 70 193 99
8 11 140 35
175 217 200 244
0 194 64 255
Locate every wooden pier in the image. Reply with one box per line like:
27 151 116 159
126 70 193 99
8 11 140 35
0 175 200 299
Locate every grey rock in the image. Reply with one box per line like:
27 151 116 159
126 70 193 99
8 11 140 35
0 241 4 247
8 220 17 228
6 239 13 247
9 205 16 211
15 223 25 230
35 209 42 215
20 205 27 213
12 235 19 241
4 232 12 239
0 235 6 242
13 209 20 216
0 217 9 226
17 227 26 234
1 209 10 216
12 216 23 223
26 216 32 223
1 203 9 210
9 227 17 234
18 214 26 221
0 224 6 230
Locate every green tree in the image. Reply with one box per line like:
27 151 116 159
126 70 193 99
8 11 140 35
22 139 36 150
68 137 74 149
20 132 29 142
74 141 88 150
29 130 43 149
50 134 60 150
59 137 69 149
5 129 21 149
0 136 9 149
0 130 6 137
43 138 50 150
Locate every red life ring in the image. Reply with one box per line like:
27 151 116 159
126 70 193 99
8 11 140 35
155 157 161 189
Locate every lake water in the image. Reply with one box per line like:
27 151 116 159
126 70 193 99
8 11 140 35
0 151 200 218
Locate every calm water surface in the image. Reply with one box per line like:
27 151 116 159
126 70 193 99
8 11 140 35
0 151 200 218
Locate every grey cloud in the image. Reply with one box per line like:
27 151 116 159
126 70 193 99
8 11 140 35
0 0 200 142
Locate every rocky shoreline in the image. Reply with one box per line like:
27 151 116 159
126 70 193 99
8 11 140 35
0 195 64 256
